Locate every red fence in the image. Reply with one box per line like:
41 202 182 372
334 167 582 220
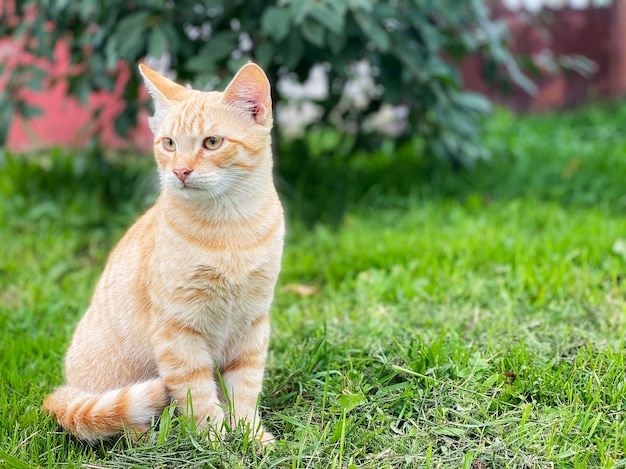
463 0 626 110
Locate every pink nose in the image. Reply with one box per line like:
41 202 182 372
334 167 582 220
173 168 193 182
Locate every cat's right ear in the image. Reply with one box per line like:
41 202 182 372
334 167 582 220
138 63 188 132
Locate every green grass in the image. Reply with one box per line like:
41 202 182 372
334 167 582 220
2 103 626 468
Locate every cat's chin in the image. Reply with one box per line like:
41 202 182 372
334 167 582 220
165 183 228 203
169 185 209 198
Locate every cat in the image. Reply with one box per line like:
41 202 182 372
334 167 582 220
43 62 284 444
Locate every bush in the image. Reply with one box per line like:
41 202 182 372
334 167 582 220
1 0 533 167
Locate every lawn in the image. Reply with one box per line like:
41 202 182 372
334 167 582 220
1 103 626 468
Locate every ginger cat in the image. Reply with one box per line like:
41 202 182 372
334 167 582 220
43 62 284 444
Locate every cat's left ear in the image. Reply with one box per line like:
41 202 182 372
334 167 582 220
221 63 272 126
138 63 188 132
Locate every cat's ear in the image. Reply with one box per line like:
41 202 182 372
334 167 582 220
221 63 272 126
138 63 188 132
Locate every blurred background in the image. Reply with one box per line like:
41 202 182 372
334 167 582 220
3 4 626 466
1 0 624 149
0 0 625 224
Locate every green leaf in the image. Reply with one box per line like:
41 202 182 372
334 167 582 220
113 11 150 59
290 0 313 24
337 392 366 412
17 102 43 119
114 106 136 138
326 29 346 56
347 0 373 11
185 58 217 76
330 415 354 443
453 92 492 114
148 25 168 58
502 55 537 95
279 29 304 69
79 0 98 21
68 75 91 105
481 372 501 389
24 66 47 91
115 11 151 37
261 6 291 42
185 31 239 72
48 0 71 15
207 30 240 58
301 18 325 48
88 56 115 91
254 40 274 69
118 31 147 59
161 22 182 56
353 10 389 52
308 3 344 35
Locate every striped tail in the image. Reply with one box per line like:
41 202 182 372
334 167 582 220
43 378 169 443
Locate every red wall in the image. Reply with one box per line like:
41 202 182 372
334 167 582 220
462 1 626 110
3 39 152 152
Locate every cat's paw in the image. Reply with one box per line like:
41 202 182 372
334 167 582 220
257 427 275 445
254 428 276 454
194 411 226 440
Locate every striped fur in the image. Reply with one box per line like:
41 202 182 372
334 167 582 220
43 63 284 444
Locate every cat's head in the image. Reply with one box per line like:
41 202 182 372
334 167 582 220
139 63 273 201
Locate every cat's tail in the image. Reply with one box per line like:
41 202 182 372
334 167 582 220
43 378 169 443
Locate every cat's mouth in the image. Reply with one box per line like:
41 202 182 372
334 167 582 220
167 173 222 197
174 181 216 198
167 179 199 194
180 184 201 191
176 179 201 190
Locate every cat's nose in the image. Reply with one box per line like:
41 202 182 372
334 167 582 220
173 168 193 182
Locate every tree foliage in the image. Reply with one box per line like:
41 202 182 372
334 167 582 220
1 0 534 166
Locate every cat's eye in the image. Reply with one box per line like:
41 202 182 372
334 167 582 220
162 137 176 152
203 136 223 150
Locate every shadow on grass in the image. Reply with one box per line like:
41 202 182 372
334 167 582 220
279 103 626 224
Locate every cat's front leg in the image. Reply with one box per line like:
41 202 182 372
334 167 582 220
152 318 225 434
221 313 274 443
